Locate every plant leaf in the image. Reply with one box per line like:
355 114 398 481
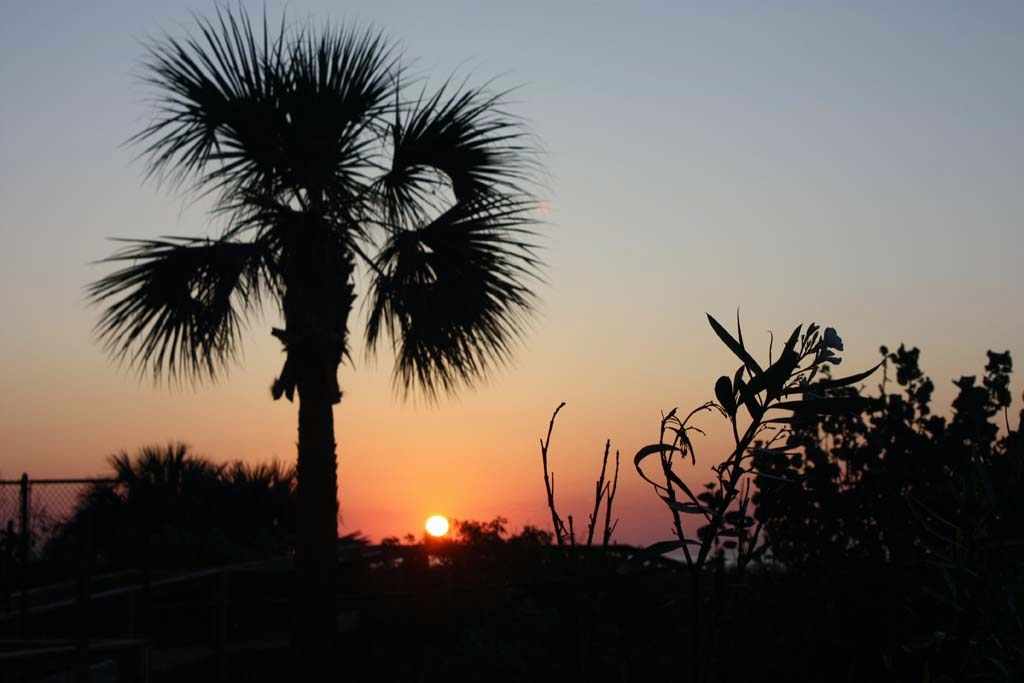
763 415 817 426
659 497 712 515
715 375 736 416
771 396 880 415
634 443 679 486
646 539 702 555
707 313 763 375
742 325 801 402
781 361 883 396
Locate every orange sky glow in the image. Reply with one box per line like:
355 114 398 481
2 2 1023 547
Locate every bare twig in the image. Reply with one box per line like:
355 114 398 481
540 402 568 545
602 449 620 547
586 439 611 546
658 409 694 567
539 402 619 549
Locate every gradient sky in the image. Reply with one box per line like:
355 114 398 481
2 2 1022 545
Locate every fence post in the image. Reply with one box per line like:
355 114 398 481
18 473 29 638
216 570 229 683
139 500 152 641
2 519 12 615
74 506 94 683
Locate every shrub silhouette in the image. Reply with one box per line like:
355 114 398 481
753 346 1024 679
43 443 296 573
635 315 1022 681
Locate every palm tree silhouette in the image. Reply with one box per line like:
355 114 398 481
87 8 542 678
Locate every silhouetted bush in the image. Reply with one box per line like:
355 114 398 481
41 443 296 575
634 314 1022 681
753 346 1024 679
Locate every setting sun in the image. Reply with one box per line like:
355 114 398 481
425 515 450 537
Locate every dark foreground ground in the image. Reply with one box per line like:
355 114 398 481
2 542 981 683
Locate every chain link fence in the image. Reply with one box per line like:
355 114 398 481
0 475 114 561
0 473 296 681
1 476 116 621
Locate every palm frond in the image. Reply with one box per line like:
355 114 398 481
280 23 399 209
132 6 291 203
134 7 399 232
376 78 538 226
87 236 273 384
223 458 295 488
107 6 547 402
365 195 542 398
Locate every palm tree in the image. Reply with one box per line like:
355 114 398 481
87 8 542 678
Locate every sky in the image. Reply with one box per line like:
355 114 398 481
2 1 1022 546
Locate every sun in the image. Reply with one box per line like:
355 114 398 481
425 515 449 537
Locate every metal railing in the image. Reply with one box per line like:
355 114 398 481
0 554 293 682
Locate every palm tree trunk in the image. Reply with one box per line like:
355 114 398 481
282 226 355 681
294 367 340 681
